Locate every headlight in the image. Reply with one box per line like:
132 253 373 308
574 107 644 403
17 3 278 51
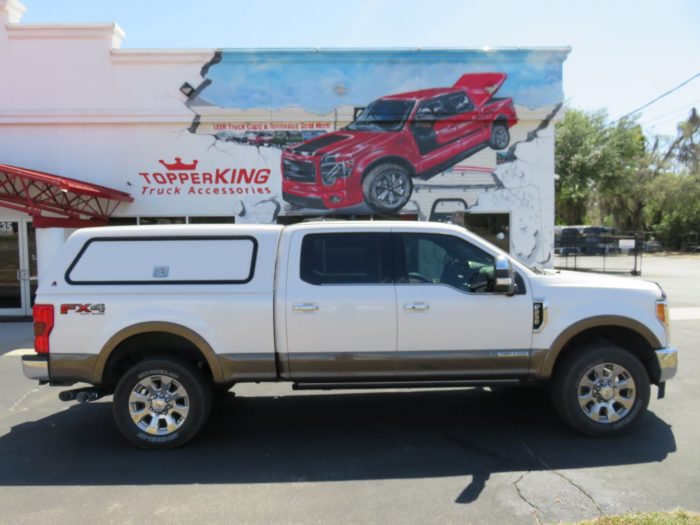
321 154 354 185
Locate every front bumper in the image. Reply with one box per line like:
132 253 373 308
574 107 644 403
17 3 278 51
22 354 49 382
655 346 678 382
281 182 363 209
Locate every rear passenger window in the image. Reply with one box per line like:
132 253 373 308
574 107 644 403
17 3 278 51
300 233 392 285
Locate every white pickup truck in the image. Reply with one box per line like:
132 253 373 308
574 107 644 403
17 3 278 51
22 221 678 448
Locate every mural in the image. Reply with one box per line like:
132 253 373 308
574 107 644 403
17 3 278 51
136 49 566 266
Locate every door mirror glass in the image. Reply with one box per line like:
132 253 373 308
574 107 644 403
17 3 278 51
493 255 516 295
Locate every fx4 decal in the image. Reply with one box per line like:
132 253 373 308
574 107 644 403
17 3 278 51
60 303 106 315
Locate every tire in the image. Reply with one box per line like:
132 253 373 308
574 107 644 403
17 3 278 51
489 123 510 150
551 342 650 437
113 358 212 449
362 163 413 213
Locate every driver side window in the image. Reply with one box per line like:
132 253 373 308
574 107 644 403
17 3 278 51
394 233 496 293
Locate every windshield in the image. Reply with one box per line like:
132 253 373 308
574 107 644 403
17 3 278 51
346 99 414 132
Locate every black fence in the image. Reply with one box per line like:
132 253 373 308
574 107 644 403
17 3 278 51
554 228 655 275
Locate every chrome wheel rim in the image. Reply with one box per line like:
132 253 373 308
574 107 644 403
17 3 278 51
493 126 508 149
577 363 636 423
128 375 190 435
374 171 409 207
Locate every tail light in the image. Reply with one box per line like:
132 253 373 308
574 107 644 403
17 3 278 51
33 304 54 354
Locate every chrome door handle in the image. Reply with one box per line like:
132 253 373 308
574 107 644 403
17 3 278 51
293 303 319 312
404 302 429 311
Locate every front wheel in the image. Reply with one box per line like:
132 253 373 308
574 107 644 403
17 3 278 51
113 358 211 449
551 343 650 436
362 163 413 213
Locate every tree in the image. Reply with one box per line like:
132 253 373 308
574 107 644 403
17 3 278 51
555 109 607 224
554 109 645 226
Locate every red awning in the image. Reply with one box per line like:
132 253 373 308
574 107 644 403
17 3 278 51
0 164 133 228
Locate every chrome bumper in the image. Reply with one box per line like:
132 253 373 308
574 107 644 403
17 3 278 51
655 346 678 382
22 354 50 382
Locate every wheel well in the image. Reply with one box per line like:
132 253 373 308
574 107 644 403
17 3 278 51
361 156 415 182
552 325 659 383
103 332 214 387
493 115 508 125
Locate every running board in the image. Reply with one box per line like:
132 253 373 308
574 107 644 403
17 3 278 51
292 379 521 391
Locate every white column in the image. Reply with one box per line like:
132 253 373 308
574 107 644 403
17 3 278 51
0 0 27 24
35 227 67 284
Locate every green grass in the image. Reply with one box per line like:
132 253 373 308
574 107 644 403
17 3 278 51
577 510 700 525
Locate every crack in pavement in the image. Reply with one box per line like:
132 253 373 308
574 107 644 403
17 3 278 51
519 437 604 516
8 385 47 414
513 472 544 524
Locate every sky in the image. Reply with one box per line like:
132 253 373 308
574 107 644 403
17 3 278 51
202 50 567 113
19 0 700 137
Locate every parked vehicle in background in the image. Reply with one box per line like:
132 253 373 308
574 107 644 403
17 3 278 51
22 221 677 448
253 132 275 147
643 241 663 253
271 131 303 148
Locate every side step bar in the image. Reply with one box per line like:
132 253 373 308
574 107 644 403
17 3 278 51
292 379 521 391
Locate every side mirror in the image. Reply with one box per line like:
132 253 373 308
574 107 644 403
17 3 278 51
494 255 516 296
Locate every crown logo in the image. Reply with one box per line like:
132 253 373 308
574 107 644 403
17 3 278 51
159 157 198 170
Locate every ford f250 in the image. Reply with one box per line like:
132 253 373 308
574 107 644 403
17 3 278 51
281 73 517 213
22 221 677 449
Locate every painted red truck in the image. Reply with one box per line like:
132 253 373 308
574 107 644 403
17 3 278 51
281 73 517 213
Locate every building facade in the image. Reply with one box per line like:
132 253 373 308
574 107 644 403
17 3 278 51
0 0 569 316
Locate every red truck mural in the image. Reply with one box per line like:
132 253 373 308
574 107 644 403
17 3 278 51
281 72 517 213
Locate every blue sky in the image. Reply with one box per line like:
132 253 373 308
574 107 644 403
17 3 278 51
203 50 568 113
20 0 700 136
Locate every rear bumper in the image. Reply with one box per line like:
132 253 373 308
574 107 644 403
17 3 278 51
655 346 678 382
22 354 49 382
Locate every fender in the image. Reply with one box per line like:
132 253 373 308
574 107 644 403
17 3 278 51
360 154 415 181
532 315 663 379
94 321 225 384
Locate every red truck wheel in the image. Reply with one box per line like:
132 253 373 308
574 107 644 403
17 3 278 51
489 123 510 150
362 163 413 213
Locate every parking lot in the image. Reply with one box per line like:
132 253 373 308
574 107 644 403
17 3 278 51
0 255 698 525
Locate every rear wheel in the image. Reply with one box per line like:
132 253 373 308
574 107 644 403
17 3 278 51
113 358 211 449
362 163 413 213
551 343 650 436
489 123 510 150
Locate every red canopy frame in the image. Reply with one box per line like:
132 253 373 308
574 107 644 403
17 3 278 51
0 164 133 227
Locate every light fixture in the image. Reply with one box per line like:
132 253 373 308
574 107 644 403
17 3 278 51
180 82 195 97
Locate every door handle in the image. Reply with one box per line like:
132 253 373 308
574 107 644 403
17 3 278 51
293 303 319 312
404 302 429 312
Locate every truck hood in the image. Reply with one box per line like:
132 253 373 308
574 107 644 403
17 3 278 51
453 72 507 107
530 270 663 298
288 130 398 157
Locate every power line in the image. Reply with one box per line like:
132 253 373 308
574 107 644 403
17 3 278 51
641 99 700 126
614 71 700 124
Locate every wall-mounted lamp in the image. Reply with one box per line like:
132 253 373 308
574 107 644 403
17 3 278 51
180 82 195 97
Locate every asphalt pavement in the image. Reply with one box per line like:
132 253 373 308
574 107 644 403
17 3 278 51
0 255 698 525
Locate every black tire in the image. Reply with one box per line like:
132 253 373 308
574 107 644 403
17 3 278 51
113 358 212 449
362 163 413 213
551 343 650 437
489 123 510 150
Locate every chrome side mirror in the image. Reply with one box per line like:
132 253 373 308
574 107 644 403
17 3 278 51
494 255 516 295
